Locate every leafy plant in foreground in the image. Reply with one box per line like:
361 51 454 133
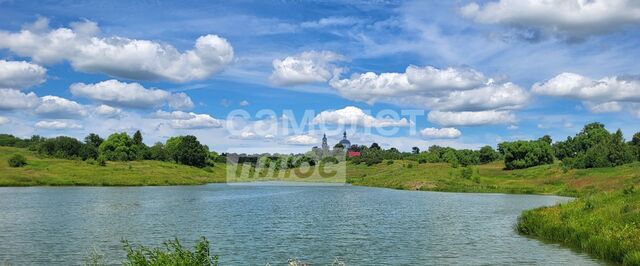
122 237 218 266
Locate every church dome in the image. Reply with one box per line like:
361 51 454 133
339 139 351 148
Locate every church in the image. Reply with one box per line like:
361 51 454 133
322 131 351 151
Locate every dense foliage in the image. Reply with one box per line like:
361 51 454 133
554 123 635 169
8 154 27 167
498 137 555 170
0 131 212 168
122 237 218 266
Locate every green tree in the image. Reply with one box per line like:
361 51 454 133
149 142 169 161
479 145 499 164
370 143 381 150
37 136 83 159
498 139 554 170
168 135 208 167
132 130 143 145
98 133 136 161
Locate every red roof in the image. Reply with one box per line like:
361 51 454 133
347 151 361 157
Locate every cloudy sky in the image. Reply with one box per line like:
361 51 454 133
1 0 640 153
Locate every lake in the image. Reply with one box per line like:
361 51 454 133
0 184 600 265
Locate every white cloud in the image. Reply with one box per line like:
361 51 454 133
70 79 194 109
0 89 40 110
428 110 516 126
0 18 234 82
270 50 345 86
95 104 122 118
35 120 82 130
34 95 87 118
532 72 640 114
0 60 47 89
300 16 360 28
285 134 318 145
313 106 411 127
239 100 250 106
461 0 640 38
584 101 623 113
420 127 462 139
0 116 9 125
153 110 222 129
329 65 527 112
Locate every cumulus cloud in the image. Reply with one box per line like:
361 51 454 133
329 65 529 115
70 79 194 109
0 60 47 89
95 104 122 118
461 0 640 38
239 100 250 106
532 72 640 114
0 116 9 125
153 110 222 129
0 89 40 110
35 120 82 130
420 127 462 139
35 95 87 118
285 134 318 145
313 106 411 127
270 50 345 86
0 18 234 82
427 110 516 126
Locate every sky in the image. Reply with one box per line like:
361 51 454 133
1 0 640 154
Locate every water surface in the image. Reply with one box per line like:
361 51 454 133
0 184 600 265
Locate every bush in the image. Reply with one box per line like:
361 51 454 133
498 137 554 170
97 156 107 167
8 154 27 167
122 237 218 266
461 166 473 179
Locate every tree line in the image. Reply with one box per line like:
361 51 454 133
0 131 220 168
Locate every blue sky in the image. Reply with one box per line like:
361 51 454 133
1 0 639 153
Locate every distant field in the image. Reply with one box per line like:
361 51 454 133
347 160 640 196
0 146 226 186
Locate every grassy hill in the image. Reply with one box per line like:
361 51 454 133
0 146 226 186
347 160 640 196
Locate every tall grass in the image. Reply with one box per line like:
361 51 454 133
517 190 640 265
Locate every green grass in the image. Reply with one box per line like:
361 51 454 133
0 146 226 186
347 160 640 196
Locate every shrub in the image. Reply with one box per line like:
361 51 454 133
97 156 107 167
122 237 218 266
461 166 473 179
498 137 554 170
8 154 27 167
386 160 394 165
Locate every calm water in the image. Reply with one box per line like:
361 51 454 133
0 184 601 265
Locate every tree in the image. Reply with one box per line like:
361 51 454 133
149 142 169 161
85 133 104 148
498 139 554 170
412 147 420 154
37 136 83 159
133 130 143 146
479 145 499 164
168 135 209 168
370 143 381 150
98 133 136 161
555 123 634 168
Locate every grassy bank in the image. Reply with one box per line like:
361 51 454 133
346 160 640 196
0 146 226 186
517 190 640 265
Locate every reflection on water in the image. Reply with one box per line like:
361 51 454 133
0 184 601 265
